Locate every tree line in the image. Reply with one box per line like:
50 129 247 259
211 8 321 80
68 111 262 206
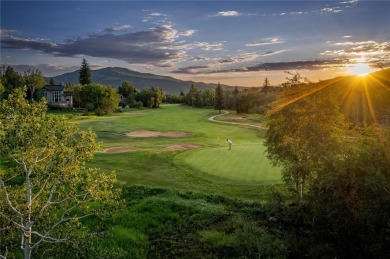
0 60 166 115
165 78 280 115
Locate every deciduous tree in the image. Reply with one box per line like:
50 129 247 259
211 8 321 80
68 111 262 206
23 69 45 100
0 89 118 258
265 91 346 199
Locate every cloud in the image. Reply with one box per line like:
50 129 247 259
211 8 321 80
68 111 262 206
343 35 352 38
232 59 348 72
2 64 82 77
173 59 349 75
172 50 286 74
103 24 131 33
171 65 210 74
192 42 224 51
1 25 189 65
339 0 358 4
215 11 241 17
218 50 285 64
320 7 342 13
321 41 390 57
179 30 195 37
245 37 285 47
149 12 166 17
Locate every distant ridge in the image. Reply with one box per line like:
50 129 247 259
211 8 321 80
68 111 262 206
51 67 248 94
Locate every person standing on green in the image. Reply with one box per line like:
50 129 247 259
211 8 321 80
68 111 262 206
227 139 232 150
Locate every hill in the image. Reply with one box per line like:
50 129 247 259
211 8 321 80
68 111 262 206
273 68 390 125
51 67 246 94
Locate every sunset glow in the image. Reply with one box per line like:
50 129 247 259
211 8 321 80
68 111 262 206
349 63 374 76
1 1 389 86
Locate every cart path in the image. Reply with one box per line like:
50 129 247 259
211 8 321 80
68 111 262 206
208 111 268 130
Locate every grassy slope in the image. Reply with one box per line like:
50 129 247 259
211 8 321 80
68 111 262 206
74 104 281 200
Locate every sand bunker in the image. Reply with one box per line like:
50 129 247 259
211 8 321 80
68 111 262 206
103 144 200 153
103 146 140 153
126 130 190 138
161 144 201 151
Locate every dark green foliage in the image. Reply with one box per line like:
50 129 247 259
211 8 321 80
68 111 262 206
177 84 215 108
118 80 139 107
89 186 288 258
79 58 92 85
80 83 120 114
265 73 390 258
214 82 223 113
23 69 45 100
49 77 56 85
136 87 164 108
0 66 46 101
261 77 271 93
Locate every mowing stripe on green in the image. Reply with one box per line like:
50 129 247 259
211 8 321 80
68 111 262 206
176 143 281 183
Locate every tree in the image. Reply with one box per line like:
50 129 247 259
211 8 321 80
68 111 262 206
0 80 4 100
261 78 271 93
78 58 92 85
233 86 239 113
118 81 138 107
49 78 56 85
185 84 198 107
281 71 310 88
300 125 390 258
136 87 164 108
23 69 45 100
81 83 120 114
265 90 346 200
214 82 224 113
1 66 24 98
0 88 118 258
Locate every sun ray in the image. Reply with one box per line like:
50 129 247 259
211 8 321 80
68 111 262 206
366 74 390 92
362 77 378 125
268 77 345 115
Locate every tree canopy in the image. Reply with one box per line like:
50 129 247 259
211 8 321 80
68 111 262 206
0 89 119 258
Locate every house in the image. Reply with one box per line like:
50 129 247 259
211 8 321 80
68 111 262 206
43 85 73 108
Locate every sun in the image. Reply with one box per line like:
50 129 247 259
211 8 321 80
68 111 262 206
349 63 374 76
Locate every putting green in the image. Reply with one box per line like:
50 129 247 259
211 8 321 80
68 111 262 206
176 143 282 184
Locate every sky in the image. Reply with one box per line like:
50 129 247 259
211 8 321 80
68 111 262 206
1 0 389 86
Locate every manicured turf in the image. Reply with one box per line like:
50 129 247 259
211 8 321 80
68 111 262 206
176 143 280 184
74 104 282 200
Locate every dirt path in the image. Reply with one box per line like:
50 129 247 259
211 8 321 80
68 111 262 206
208 111 268 129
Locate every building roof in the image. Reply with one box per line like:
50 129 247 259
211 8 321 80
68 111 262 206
43 85 65 91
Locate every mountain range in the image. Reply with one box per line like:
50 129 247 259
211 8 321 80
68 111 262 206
51 67 247 94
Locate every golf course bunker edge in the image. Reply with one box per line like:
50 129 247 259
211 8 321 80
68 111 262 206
126 130 191 137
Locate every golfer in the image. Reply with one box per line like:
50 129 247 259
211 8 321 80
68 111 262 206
227 139 232 150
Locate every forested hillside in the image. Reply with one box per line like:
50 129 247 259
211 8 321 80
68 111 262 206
51 67 246 94
271 68 390 125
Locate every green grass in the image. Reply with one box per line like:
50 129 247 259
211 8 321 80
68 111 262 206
176 143 280 184
74 104 282 200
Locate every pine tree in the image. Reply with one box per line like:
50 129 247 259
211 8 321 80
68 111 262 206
233 86 239 113
49 78 56 85
79 58 92 85
261 77 270 93
214 82 224 113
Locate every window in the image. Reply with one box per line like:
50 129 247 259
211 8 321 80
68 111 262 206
51 91 62 103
